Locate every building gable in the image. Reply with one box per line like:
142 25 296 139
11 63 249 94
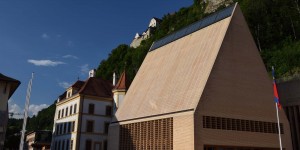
194 5 292 149
115 5 234 121
109 4 293 150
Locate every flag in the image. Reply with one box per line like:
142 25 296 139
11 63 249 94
272 66 282 109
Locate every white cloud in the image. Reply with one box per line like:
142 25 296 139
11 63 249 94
41 33 50 39
8 99 23 119
59 81 72 89
8 99 49 118
63 55 78 59
28 59 66 67
28 104 49 116
80 64 89 75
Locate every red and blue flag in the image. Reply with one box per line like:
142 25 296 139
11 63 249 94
272 67 282 109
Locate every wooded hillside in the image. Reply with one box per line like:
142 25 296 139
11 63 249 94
96 0 300 81
5 0 300 148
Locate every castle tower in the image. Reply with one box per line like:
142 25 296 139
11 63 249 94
112 71 129 114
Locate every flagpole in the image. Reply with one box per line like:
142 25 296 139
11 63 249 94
275 102 283 150
19 72 34 150
272 66 283 150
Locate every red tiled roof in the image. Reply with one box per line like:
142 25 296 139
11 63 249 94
114 71 130 90
58 77 113 101
79 77 113 98
70 80 85 89
58 91 67 100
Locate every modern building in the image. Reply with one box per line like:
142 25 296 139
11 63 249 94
278 78 300 150
0 73 20 150
51 71 113 150
130 17 161 48
109 3 292 150
26 130 52 150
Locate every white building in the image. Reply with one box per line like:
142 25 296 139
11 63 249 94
0 73 20 150
51 71 113 150
130 17 161 48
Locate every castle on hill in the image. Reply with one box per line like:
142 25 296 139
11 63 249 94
130 17 161 48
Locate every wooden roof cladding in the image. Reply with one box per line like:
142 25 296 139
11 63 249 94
115 4 237 121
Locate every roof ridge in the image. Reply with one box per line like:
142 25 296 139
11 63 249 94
149 3 236 51
78 77 91 94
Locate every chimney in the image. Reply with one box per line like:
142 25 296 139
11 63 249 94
113 72 116 86
89 69 96 78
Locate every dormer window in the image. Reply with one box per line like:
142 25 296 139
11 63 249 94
67 90 72 98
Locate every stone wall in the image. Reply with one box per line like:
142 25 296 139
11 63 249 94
204 0 233 13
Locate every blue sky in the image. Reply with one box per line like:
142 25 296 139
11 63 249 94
0 0 193 118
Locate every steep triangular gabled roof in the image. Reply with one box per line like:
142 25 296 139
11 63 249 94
114 71 130 90
115 4 236 121
112 3 293 149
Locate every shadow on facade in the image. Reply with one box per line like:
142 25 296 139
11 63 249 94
118 126 134 150
51 122 73 150
114 118 173 150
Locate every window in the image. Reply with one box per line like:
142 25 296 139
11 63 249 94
105 106 112 116
72 121 75 132
74 104 77 114
85 140 92 150
202 116 284 134
68 122 71 133
55 141 57 150
58 141 61 150
66 140 69 150
70 106 73 115
58 110 61 119
64 122 68 133
67 91 71 98
56 124 59 135
62 140 65 150
59 124 63 135
104 122 109 134
86 120 94 132
119 118 173 150
70 140 73 150
62 109 64 118
66 107 68 116
57 124 60 135
103 140 107 150
88 104 95 114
